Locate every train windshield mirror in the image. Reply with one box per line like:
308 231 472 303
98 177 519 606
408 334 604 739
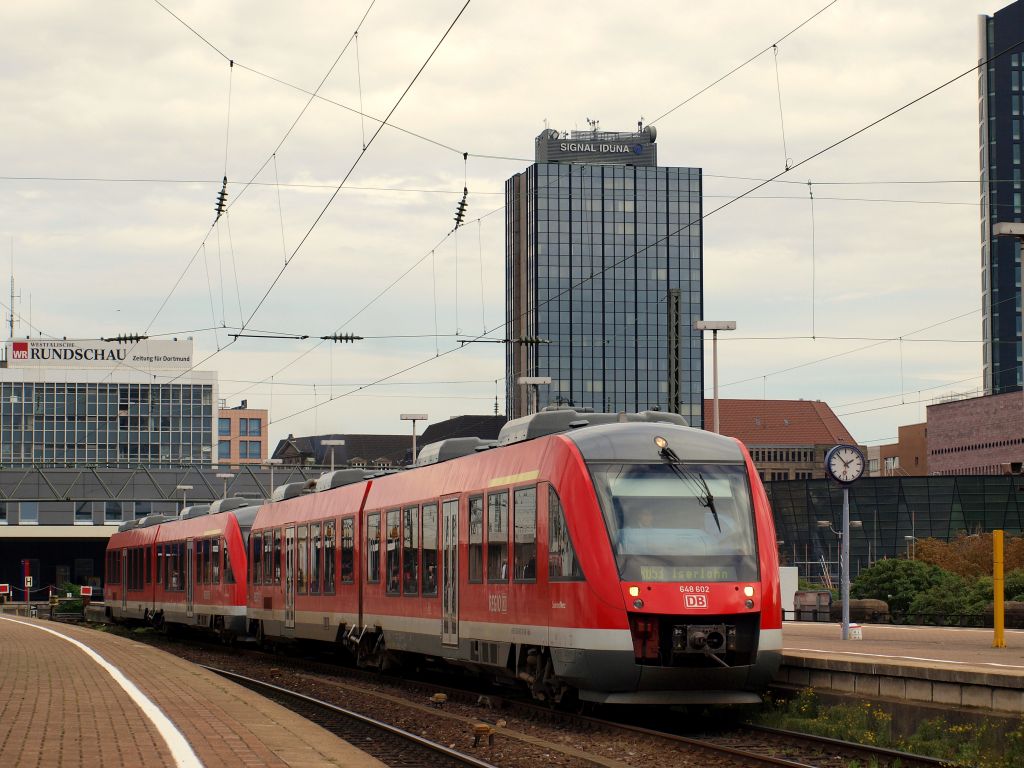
591 463 759 582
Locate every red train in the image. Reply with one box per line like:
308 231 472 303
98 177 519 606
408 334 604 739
106 408 781 705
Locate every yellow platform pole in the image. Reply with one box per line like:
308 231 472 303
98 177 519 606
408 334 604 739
994 529 1005 648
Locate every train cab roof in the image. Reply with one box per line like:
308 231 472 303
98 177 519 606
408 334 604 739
137 514 175 528
208 497 251 515
116 519 141 532
271 479 317 502
415 436 496 466
497 407 687 446
315 469 370 492
179 504 211 520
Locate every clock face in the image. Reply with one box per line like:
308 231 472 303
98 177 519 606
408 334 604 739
827 445 864 483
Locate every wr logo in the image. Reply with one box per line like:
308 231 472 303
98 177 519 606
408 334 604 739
684 594 708 609
12 342 28 359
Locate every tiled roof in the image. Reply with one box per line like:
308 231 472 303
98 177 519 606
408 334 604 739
272 433 411 464
703 399 856 446
420 415 508 444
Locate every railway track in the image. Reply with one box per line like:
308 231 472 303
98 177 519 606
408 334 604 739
202 665 498 768
115 628 960 768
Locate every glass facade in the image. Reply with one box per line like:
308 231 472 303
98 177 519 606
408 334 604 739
506 156 703 421
980 6 1024 395
768 476 1024 584
0 381 214 465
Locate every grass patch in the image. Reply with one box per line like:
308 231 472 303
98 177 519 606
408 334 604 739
755 689 1024 767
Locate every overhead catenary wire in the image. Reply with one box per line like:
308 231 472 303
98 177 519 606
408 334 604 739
266 31 1023 427
169 1 474 387
648 0 841 125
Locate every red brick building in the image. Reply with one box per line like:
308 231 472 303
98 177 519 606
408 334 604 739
705 399 858 481
926 391 1024 476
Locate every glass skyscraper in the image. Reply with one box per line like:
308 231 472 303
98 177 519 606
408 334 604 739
980 3 1024 395
505 127 703 423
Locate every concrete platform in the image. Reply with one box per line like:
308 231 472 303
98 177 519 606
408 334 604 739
0 615 385 767
780 621 1024 714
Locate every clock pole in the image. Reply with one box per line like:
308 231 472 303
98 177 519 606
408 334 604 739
824 443 864 641
841 484 851 641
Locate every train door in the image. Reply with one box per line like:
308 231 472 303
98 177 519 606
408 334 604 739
285 526 296 630
120 549 127 612
186 539 194 618
441 498 459 647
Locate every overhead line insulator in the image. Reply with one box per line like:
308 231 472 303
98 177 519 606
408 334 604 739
321 333 364 343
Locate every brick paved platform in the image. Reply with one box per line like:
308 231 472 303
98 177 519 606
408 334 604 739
0 616 385 767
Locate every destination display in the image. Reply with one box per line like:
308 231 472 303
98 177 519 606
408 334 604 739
5 338 194 370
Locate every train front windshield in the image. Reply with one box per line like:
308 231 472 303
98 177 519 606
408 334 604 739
590 463 759 582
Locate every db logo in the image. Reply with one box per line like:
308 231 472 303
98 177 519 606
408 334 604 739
11 342 28 359
684 594 708 609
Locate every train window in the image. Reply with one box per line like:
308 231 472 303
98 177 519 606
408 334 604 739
263 533 274 586
513 487 537 581
341 518 355 584
591 463 759 582
310 523 322 595
468 496 483 583
273 528 283 584
366 512 381 583
421 503 438 596
145 546 152 585
323 521 336 594
223 537 235 585
297 525 309 595
251 533 262 585
385 509 400 595
548 487 583 580
403 506 418 595
487 491 509 582
196 540 204 585
212 537 221 584
156 545 163 584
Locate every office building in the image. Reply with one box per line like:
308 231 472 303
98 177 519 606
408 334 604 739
0 338 216 465
505 125 703 422
979 3 1024 394
218 400 268 464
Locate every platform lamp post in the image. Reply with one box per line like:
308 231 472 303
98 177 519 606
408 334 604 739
400 414 428 464
692 321 736 433
262 458 282 497
216 473 234 499
176 484 193 512
904 535 916 560
321 439 345 473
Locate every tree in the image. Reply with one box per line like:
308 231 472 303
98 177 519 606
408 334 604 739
850 558 953 613
915 533 1024 578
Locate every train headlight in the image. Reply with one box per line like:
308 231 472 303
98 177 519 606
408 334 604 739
633 598 645 609
628 586 640 597
743 586 755 598
654 436 668 449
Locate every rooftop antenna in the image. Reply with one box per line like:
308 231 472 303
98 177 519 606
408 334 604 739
586 117 600 133
638 116 644 132
8 239 21 340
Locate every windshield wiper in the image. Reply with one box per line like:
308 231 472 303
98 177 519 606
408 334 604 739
660 445 722 532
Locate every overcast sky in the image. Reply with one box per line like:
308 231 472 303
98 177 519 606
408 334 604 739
0 1 1010 450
